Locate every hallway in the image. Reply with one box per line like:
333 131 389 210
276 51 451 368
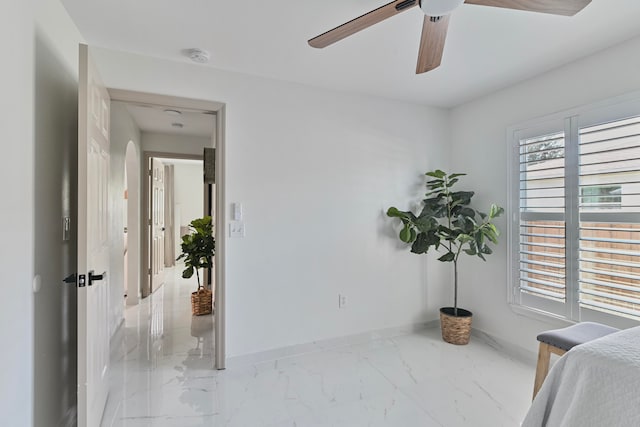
102 267 215 426
101 267 534 427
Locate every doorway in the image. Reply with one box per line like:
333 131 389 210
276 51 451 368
109 89 226 370
144 153 208 296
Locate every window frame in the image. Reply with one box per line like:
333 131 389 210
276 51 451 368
507 92 640 330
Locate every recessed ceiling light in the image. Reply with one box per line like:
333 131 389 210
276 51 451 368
164 109 182 116
171 122 184 128
186 48 210 64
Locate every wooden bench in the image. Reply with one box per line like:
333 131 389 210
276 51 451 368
533 322 619 400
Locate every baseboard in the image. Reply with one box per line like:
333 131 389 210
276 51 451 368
226 320 439 368
471 328 538 365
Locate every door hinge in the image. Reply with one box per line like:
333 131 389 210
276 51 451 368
148 268 152 275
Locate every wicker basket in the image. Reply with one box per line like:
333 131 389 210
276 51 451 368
191 287 213 316
440 307 473 345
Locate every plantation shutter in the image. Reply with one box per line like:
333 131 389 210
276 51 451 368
511 96 640 327
578 115 640 318
517 127 568 315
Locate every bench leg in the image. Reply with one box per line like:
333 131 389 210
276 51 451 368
533 342 552 400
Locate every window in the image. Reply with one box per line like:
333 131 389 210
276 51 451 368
580 185 622 209
510 96 640 327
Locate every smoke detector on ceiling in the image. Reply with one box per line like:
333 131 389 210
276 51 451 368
187 48 210 64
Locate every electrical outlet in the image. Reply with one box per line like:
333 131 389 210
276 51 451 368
338 294 347 309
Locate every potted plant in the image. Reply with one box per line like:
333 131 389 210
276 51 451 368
387 170 503 345
177 216 215 316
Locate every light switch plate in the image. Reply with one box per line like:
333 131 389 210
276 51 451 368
229 221 245 238
232 203 243 221
62 217 71 241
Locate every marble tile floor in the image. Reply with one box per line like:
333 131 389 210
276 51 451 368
102 269 536 427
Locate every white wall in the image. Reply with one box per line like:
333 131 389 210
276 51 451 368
0 0 85 424
450 35 640 354
110 102 143 327
0 2 35 424
33 3 84 426
32 29 80 427
142 132 211 156
172 162 205 256
93 48 451 357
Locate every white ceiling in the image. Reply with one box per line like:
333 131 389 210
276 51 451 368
62 0 640 108
124 103 215 138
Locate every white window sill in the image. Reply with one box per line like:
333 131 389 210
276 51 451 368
509 303 574 328
509 302 640 330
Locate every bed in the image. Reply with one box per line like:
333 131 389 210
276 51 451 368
522 325 640 426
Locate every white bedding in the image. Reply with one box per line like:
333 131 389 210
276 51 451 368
522 326 640 427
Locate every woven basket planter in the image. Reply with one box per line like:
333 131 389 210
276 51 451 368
191 287 213 316
440 307 473 345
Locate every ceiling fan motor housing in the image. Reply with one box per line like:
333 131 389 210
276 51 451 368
420 0 465 16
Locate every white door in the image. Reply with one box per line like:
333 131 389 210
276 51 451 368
151 158 166 292
77 44 110 427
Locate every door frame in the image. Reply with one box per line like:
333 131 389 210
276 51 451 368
124 140 140 306
143 151 202 297
108 89 227 370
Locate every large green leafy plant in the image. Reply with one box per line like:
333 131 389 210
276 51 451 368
387 170 503 315
176 216 215 290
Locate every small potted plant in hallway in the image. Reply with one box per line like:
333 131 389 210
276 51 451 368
387 170 503 345
177 216 215 316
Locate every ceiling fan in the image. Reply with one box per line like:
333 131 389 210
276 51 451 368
308 0 592 74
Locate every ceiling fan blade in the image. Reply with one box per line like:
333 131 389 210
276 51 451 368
464 0 591 16
416 15 450 74
309 0 418 48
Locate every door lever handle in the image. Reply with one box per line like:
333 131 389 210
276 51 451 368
88 270 107 286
